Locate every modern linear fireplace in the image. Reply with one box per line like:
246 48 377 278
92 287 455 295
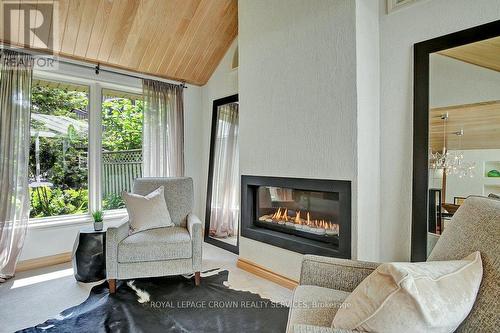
241 175 351 258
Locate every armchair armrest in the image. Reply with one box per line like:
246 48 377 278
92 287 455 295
299 255 379 292
292 324 357 333
187 213 202 271
106 217 130 279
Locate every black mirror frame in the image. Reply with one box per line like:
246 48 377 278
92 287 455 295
411 20 500 261
204 94 239 254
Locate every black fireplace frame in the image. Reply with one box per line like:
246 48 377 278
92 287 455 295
241 175 351 258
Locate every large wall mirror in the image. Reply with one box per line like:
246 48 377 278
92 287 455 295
205 94 239 254
412 20 500 261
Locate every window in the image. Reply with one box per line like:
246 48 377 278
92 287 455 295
29 80 90 218
101 89 144 210
28 76 143 222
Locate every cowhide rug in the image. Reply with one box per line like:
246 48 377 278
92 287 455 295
18 270 289 333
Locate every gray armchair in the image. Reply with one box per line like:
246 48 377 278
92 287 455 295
287 196 499 333
106 177 202 293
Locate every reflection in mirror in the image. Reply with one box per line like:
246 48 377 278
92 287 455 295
205 94 239 253
427 37 500 256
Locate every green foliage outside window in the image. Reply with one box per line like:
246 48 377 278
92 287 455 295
101 96 143 209
30 187 89 218
29 85 143 218
102 97 143 151
102 193 126 210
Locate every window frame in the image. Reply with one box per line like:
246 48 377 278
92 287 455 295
100 86 144 213
29 70 142 226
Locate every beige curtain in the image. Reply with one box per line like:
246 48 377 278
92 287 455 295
142 80 184 177
210 103 239 238
0 51 33 281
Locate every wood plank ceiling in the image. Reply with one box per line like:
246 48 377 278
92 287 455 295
438 36 500 72
431 37 500 152
430 101 500 152
1 0 238 86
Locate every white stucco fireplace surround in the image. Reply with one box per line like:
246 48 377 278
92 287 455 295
237 0 380 281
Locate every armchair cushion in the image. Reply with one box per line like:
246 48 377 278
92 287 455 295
286 285 350 333
133 178 193 227
122 186 174 233
118 227 192 263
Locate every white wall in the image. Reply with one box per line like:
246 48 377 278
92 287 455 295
430 54 500 108
355 0 381 261
379 0 500 261
239 0 358 280
200 40 239 223
20 61 204 261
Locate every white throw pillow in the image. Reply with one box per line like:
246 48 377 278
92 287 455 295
122 186 174 233
332 252 483 333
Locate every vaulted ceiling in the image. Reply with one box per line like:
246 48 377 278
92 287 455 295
439 36 500 72
430 101 500 152
430 37 500 151
1 0 238 86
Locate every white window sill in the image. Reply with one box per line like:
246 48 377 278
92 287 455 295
28 210 128 230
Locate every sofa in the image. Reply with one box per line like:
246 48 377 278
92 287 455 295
286 196 499 332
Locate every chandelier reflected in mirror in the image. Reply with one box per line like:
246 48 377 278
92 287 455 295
429 113 475 178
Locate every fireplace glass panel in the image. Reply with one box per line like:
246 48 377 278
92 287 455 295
256 186 340 245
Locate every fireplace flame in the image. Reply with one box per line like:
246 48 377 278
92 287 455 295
259 207 339 235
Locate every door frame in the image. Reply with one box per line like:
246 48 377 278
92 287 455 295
204 94 239 254
411 20 500 261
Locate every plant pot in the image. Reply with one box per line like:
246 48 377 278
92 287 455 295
94 221 103 231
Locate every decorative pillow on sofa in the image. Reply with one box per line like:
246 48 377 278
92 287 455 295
332 252 483 333
122 186 174 233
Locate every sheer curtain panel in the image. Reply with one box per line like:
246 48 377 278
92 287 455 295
142 80 184 177
0 51 33 280
209 103 239 238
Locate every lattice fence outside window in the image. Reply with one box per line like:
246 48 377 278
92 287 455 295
102 149 143 198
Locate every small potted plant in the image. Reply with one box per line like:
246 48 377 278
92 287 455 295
92 210 104 231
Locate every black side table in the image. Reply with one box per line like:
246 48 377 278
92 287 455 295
72 227 107 282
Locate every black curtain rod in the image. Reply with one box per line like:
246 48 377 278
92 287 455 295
93 63 187 89
1 44 187 88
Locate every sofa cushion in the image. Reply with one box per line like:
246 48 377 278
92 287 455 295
428 196 500 332
118 227 192 263
286 285 350 333
332 252 483 333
